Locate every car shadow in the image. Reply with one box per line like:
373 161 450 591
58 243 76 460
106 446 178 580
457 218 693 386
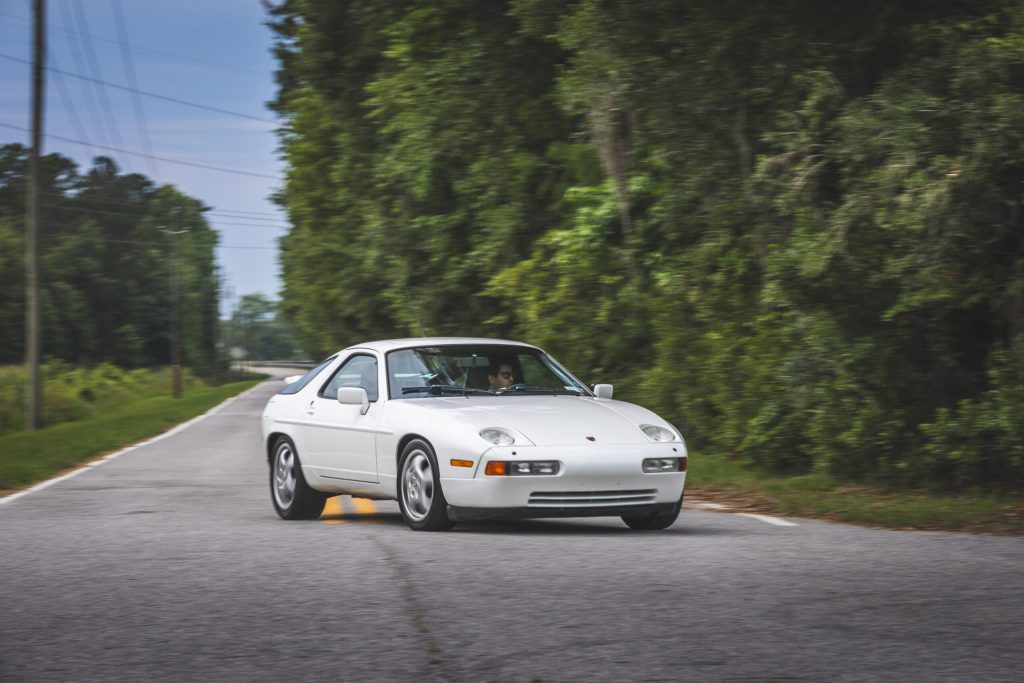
450 518 740 537
316 512 739 536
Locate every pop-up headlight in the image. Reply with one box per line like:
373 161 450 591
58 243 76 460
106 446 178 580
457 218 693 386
480 428 515 446
640 424 677 442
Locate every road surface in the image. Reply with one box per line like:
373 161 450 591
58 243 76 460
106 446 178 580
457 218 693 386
2 375 1022 682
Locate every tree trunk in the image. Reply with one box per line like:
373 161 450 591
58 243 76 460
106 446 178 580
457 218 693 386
590 93 637 281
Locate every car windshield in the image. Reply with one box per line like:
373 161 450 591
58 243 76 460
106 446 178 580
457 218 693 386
387 344 589 399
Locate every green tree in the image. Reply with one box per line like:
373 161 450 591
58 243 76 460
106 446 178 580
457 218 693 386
267 0 1024 489
0 145 223 375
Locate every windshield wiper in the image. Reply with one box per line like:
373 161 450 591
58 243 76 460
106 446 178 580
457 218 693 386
501 384 581 396
402 385 494 396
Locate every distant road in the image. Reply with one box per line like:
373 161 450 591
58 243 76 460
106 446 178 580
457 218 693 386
1 377 1022 682
238 360 316 369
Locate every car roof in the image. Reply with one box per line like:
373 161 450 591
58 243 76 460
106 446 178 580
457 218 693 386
338 337 539 354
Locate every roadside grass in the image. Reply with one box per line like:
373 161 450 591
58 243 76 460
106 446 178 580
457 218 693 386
0 378 263 492
0 363 216 436
687 453 1024 534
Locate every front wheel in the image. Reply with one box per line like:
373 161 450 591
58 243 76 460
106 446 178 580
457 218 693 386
622 492 683 531
270 436 327 520
398 439 455 531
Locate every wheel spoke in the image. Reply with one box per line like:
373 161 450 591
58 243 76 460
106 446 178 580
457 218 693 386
274 446 297 507
401 450 438 522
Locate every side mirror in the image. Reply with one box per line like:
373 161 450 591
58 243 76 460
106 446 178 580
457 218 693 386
593 384 613 399
283 374 303 385
337 386 370 415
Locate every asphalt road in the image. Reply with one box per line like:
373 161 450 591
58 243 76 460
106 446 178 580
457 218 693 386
2 376 1022 683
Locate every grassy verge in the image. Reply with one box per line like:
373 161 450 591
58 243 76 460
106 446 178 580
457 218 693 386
687 453 1024 535
0 378 263 492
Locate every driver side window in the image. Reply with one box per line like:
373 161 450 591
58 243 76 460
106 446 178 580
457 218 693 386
320 354 379 401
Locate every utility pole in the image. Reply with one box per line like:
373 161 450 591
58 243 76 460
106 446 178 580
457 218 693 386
159 209 189 399
25 0 45 430
216 269 227 383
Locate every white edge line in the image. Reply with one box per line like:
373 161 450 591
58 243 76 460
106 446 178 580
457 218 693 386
737 512 799 527
0 381 270 507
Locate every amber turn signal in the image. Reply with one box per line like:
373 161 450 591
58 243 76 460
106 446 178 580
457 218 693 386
450 459 474 468
484 461 507 476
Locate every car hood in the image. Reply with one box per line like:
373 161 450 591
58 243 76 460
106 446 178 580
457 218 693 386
403 396 666 446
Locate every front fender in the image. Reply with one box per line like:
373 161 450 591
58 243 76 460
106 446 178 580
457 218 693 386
377 400 525 486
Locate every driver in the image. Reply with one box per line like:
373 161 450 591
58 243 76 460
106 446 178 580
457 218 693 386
488 362 516 392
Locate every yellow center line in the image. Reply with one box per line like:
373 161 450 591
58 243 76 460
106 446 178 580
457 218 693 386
351 497 378 515
320 495 345 524
351 497 378 523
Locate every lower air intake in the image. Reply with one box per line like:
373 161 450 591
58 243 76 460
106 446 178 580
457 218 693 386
528 489 658 507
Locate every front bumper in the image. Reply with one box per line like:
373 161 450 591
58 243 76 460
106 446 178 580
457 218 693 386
447 498 681 522
439 442 686 515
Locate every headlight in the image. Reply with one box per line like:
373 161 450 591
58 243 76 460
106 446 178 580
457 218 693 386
640 424 676 442
480 428 515 446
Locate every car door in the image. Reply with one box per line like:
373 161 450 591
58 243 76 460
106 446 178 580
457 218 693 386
300 352 381 483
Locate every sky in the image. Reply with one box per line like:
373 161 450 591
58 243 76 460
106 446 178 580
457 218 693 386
0 0 288 315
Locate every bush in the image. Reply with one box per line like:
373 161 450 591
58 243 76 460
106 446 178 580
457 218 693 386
0 363 203 436
919 348 1024 490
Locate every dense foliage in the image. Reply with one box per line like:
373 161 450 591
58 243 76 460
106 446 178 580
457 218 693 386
268 1 1024 489
0 145 222 376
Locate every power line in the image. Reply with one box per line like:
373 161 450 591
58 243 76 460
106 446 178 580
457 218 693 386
30 189 286 218
110 0 158 179
0 9 267 77
9 199 291 229
205 211 287 222
55 0 108 149
48 50 96 158
70 0 133 173
206 208 286 217
0 53 277 124
39 235 280 250
41 202 290 229
0 121 283 180
58 206 290 231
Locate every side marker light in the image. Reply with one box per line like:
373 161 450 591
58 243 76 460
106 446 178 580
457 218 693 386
450 459 474 468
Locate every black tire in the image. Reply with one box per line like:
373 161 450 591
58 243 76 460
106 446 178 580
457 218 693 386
622 492 684 531
270 436 327 520
397 439 455 531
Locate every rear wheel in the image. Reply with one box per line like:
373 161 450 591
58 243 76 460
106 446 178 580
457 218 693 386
270 436 327 520
398 439 455 531
622 492 683 531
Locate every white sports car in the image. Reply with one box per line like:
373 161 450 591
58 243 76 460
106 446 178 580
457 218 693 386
262 338 688 531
